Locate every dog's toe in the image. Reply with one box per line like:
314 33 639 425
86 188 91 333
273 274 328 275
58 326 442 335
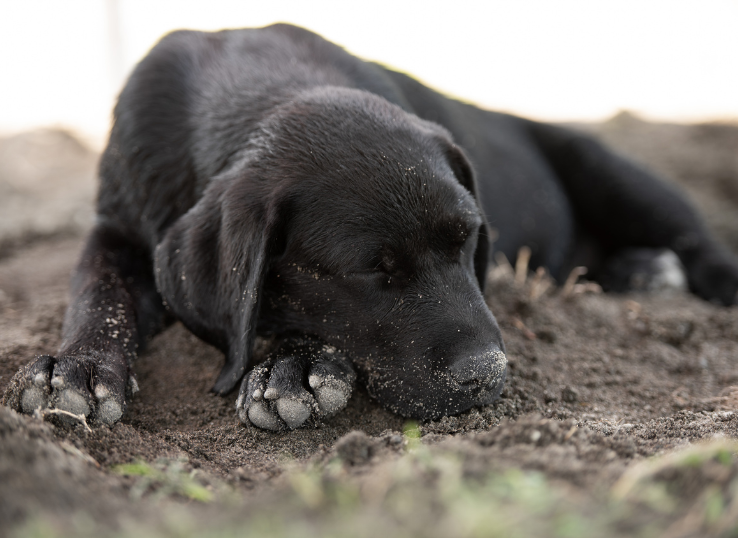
236 340 356 431
238 363 286 430
21 386 48 414
4 355 54 414
94 385 124 425
308 349 356 416
308 373 352 416
56 388 91 419
276 398 312 429
246 400 283 431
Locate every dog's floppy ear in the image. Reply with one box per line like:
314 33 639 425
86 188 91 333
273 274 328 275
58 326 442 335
444 142 491 292
154 172 283 394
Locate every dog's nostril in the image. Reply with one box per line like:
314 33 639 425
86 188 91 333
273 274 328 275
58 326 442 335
450 348 507 387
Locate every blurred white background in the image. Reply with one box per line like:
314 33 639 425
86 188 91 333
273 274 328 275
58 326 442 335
1 0 737 147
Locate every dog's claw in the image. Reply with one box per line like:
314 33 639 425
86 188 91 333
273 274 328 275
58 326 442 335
236 341 356 431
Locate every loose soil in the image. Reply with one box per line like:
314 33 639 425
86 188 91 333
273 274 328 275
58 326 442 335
2 116 738 537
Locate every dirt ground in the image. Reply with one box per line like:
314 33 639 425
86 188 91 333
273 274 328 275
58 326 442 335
2 116 738 537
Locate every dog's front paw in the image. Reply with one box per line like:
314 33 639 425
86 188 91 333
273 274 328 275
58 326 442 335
236 341 356 431
3 353 133 426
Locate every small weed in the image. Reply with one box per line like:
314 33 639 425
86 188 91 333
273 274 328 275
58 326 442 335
111 458 214 503
403 420 421 451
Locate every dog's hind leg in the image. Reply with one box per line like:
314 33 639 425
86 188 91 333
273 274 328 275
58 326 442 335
598 247 687 293
3 224 169 425
529 122 738 305
237 336 356 431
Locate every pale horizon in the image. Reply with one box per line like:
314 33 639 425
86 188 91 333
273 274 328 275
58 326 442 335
1 0 737 148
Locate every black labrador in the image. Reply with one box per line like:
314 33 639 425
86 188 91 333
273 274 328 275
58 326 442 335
6 24 738 430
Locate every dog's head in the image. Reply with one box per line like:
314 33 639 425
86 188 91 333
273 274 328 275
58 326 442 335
155 87 507 420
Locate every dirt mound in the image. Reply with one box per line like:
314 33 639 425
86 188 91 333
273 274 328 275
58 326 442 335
0 405 129 530
0 129 96 260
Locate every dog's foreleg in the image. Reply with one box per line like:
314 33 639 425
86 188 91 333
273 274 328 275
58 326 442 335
4 225 168 425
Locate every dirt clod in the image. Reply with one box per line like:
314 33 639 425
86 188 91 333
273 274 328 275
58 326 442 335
334 431 378 465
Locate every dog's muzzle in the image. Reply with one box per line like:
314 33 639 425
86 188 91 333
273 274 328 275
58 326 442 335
449 348 507 389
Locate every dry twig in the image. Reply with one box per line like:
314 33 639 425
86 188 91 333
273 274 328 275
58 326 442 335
511 316 536 340
492 251 513 278
529 266 553 300
514 246 531 287
43 408 93 433
561 266 588 297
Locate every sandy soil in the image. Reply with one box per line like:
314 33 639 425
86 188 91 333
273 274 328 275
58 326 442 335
1 117 738 537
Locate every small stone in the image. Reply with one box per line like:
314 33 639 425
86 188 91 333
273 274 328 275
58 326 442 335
561 386 579 403
335 431 376 465
538 328 557 343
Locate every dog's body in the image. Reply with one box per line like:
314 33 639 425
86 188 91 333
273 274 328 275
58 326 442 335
6 24 738 429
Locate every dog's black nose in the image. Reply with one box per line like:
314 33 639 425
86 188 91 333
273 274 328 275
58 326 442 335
449 347 507 387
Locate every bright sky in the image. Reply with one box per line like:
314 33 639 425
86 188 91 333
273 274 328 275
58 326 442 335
1 0 737 147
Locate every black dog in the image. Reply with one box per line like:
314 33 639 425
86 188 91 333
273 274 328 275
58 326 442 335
6 24 738 430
